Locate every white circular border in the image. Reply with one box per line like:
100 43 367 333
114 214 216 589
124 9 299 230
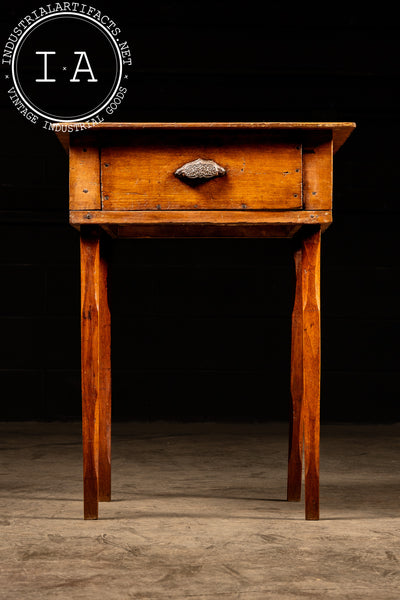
11 11 123 122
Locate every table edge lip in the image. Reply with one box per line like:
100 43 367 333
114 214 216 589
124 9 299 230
53 121 356 154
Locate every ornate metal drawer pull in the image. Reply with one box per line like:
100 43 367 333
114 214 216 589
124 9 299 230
174 158 226 181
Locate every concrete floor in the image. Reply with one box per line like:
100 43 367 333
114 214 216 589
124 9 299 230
0 421 399 599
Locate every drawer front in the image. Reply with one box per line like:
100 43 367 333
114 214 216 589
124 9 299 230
100 132 302 211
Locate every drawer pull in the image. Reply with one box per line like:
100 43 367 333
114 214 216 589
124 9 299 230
174 158 226 181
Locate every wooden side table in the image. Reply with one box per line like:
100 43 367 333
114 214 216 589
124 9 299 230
55 122 355 520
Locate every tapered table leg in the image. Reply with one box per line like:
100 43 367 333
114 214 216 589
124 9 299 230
287 239 304 502
80 226 112 518
80 226 100 519
98 235 112 502
301 225 321 520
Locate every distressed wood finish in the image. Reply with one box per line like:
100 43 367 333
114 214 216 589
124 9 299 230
70 210 332 226
287 239 304 502
98 235 111 502
303 133 333 210
80 227 100 519
101 134 302 211
70 209 332 239
55 122 355 154
80 226 111 517
56 122 355 520
70 135 100 210
301 226 321 520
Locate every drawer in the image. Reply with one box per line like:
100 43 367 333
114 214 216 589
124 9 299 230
100 131 303 211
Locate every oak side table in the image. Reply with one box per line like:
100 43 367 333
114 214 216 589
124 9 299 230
55 122 355 520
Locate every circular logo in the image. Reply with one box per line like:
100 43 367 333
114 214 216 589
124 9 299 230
2 4 132 130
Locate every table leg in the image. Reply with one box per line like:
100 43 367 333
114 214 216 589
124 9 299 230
80 226 112 518
287 239 304 502
302 226 321 520
98 235 112 502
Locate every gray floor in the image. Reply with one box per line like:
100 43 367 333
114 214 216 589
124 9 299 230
0 421 399 599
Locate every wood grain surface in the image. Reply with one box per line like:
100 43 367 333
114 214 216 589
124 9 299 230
101 134 302 211
98 235 112 503
301 226 321 520
70 210 331 225
55 122 356 154
70 136 100 210
302 133 333 210
287 239 304 502
70 124 344 521
70 210 332 238
80 227 100 519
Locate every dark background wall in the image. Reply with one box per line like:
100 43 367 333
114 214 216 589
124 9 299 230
0 1 398 422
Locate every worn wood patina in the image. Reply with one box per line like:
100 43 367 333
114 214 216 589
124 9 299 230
55 121 356 520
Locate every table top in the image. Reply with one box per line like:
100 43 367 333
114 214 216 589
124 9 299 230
54 122 356 154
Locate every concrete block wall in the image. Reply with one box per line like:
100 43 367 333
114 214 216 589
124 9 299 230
0 2 398 421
